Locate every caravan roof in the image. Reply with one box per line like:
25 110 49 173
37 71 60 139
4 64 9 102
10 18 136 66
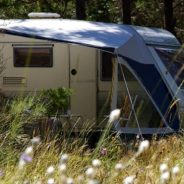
0 19 180 51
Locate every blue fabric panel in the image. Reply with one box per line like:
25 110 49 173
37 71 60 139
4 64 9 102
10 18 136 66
119 55 179 131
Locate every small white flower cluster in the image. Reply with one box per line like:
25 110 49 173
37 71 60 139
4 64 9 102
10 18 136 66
159 163 170 184
14 134 183 184
58 153 69 174
172 165 180 177
45 157 102 184
18 136 41 170
0 168 4 177
108 109 121 123
137 140 150 155
60 153 69 164
118 140 149 184
47 178 55 184
31 136 41 145
85 159 101 184
86 167 95 179
123 175 136 184
46 153 74 184
46 165 55 175
18 146 34 169
46 165 55 184
159 163 180 183
92 159 101 168
115 163 123 173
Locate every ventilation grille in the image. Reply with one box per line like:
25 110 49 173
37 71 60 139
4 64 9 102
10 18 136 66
3 77 26 85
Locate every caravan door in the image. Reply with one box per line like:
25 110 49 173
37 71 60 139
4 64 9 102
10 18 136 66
69 45 97 124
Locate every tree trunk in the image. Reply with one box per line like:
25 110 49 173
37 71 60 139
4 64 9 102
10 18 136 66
164 0 175 34
122 0 131 24
75 0 86 20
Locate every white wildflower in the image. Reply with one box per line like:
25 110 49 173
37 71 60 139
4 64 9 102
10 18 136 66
160 163 168 174
0 169 4 177
67 177 74 184
160 171 170 183
172 165 180 176
87 179 100 184
31 137 41 145
77 175 84 183
60 153 69 164
85 167 95 179
58 163 67 174
115 163 123 172
23 180 29 184
24 146 33 155
137 140 150 154
47 178 55 184
123 175 136 184
60 175 67 183
46 166 55 175
35 181 42 184
92 159 101 168
109 109 121 123
18 159 26 169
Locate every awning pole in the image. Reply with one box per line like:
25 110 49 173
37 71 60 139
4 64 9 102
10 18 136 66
115 49 143 139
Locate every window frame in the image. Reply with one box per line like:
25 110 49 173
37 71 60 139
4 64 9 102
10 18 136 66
100 51 136 82
154 46 184 87
13 45 53 68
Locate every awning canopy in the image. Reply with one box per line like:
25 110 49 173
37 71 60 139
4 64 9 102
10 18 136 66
0 19 135 51
0 19 180 51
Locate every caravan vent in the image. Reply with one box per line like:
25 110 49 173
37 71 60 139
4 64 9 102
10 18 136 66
3 77 26 86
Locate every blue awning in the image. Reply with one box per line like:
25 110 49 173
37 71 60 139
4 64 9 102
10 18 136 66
0 19 134 51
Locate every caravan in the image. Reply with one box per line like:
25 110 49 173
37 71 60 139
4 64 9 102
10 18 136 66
0 18 183 135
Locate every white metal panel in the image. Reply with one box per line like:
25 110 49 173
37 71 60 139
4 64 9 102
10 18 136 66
0 34 70 93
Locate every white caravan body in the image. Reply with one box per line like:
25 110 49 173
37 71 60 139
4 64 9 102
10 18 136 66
0 19 183 134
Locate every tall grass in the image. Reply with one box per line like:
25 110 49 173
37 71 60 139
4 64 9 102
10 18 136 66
0 95 184 183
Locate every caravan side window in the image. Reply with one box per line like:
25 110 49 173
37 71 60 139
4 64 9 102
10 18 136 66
100 52 136 81
14 46 53 67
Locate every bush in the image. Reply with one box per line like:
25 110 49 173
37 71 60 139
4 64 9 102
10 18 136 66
40 87 72 117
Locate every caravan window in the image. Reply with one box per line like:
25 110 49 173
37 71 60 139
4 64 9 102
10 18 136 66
100 52 136 81
14 46 53 67
155 47 184 87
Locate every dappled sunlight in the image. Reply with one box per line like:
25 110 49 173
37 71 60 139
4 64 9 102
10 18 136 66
0 19 133 49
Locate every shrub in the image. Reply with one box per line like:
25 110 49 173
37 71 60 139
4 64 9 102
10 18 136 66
40 87 72 117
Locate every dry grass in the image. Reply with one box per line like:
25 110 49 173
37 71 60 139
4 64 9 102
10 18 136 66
0 96 183 183
0 134 184 183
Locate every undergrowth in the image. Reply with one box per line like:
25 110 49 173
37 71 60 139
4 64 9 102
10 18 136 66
0 94 184 183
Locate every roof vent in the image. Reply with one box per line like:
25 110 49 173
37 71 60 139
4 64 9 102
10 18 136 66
28 12 61 19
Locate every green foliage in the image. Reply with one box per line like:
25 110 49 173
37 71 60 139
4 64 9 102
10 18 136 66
87 0 121 22
0 86 72 153
0 0 75 19
132 0 164 27
0 95 46 165
40 87 72 117
0 0 183 41
4 96 45 139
